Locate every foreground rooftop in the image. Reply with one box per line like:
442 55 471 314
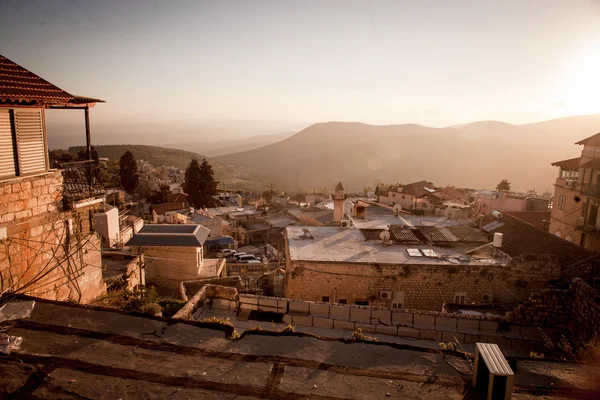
2 298 594 399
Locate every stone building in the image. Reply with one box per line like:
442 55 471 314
126 224 225 288
0 54 106 303
549 132 600 252
284 225 562 311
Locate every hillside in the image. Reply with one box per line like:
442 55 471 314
66 144 261 188
164 131 295 157
214 115 600 192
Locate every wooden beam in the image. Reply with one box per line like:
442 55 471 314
85 106 91 160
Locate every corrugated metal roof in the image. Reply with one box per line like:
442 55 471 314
388 225 420 242
416 226 459 243
125 224 210 247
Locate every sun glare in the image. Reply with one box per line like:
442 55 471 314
564 45 600 114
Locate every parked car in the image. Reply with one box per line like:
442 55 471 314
232 252 247 260
244 259 262 264
221 249 236 257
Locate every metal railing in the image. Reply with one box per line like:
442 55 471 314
60 160 105 204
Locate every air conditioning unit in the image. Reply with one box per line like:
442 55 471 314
340 220 352 228
481 293 493 303
379 290 392 300
473 343 514 400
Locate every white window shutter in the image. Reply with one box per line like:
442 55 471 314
0 109 17 178
15 109 46 175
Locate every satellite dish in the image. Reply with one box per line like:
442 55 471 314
380 231 391 241
393 204 402 214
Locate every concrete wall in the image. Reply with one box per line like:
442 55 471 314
284 255 560 311
0 171 106 303
173 284 239 319
119 216 144 247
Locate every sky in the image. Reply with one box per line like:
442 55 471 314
1 0 600 131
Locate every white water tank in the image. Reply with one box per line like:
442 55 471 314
492 210 503 219
493 232 503 248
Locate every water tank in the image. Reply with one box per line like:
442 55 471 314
493 232 503 248
492 210 503 219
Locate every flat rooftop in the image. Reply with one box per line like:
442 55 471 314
2 298 595 399
285 227 508 266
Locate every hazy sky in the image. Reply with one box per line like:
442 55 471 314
1 0 600 128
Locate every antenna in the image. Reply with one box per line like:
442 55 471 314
379 230 391 242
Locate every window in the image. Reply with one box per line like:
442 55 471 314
392 193 395 198
355 300 369 306
321 296 330 302
0 109 47 179
454 292 466 304
407 248 423 257
557 195 566 210
392 291 404 309
338 299 347 304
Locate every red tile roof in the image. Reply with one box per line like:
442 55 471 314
504 211 551 231
151 202 186 215
167 193 189 203
0 54 103 105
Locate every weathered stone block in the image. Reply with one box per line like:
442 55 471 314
333 319 355 330
283 314 293 325
355 323 377 333
372 309 391 324
419 329 442 341
511 339 536 352
312 317 334 329
414 314 435 330
32 205 47 216
240 302 258 311
502 327 522 340
350 307 371 323
330 305 350 320
463 334 481 344
480 321 499 333
375 324 398 335
457 319 480 334
14 210 32 220
239 295 258 305
309 303 330 317
435 316 458 332
21 181 31 190
442 331 464 342
486 335 512 349
392 311 414 327
289 301 309 315
24 198 37 209
12 183 21 193
8 201 23 213
397 326 420 338
212 298 230 310
29 226 44 238
292 315 313 327
32 178 46 188
277 299 289 312
258 297 278 309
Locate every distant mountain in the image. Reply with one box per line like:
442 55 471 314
214 115 600 192
164 131 295 157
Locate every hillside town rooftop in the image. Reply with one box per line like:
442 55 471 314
285 226 509 266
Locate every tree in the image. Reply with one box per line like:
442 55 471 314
496 179 511 192
147 184 171 204
119 151 139 192
77 146 99 164
183 158 217 208
374 186 380 197
262 190 273 203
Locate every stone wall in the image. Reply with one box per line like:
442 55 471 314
507 288 572 329
0 171 106 303
569 278 600 343
237 294 551 352
179 276 241 301
285 255 560 311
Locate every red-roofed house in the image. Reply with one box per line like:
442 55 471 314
0 54 106 302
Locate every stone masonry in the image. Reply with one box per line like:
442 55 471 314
0 171 105 303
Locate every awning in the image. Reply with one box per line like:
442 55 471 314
551 157 580 170
205 236 236 246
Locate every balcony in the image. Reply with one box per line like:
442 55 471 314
580 183 600 198
61 160 105 205
555 177 578 189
